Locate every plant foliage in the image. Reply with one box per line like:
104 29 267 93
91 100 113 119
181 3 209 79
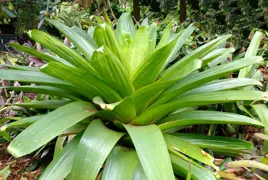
0 13 267 179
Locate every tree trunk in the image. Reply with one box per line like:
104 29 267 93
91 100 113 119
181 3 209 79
133 0 140 22
107 0 118 22
180 0 186 23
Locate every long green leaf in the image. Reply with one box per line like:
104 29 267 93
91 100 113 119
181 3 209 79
13 100 70 109
4 85 80 100
239 31 262 78
160 59 202 81
53 136 67 159
132 162 148 180
119 30 133 53
113 97 136 123
162 34 232 78
128 26 149 75
132 39 177 89
165 23 195 64
0 69 70 87
171 133 253 151
153 56 263 107
48 20 96 61
41 61 122 103
252 104 268 132
124 124 175 180
116 13 135 38
158 111 263 131
148 22 157 53
183 78 262 96
0 69 87 97
156 22 172 50
40 133 82 180
0 115 43 133
28 30 95 71
1 64 39 71
9 43 70 65
207 52 231 68
133 90 268 125
101 146 139 180
170 153 216 180
164 134 217 169
132 58 201 115
131 81 175 115
94 23 128 71
202 47 235 67
91 47 134 97
8 101 97 157
69 120 123 180
0 165 11 180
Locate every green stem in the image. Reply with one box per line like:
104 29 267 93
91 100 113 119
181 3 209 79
208 124 217 136
226 160 268 172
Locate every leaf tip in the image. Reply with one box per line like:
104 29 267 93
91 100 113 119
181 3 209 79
7 145 21 158
27 30 32 37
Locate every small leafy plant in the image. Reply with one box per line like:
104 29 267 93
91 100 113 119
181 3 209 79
0 13 267 180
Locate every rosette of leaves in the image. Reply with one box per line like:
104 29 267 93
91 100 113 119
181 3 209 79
0 13 267 180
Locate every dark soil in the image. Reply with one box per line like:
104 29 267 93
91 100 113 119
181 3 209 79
0 142 40 180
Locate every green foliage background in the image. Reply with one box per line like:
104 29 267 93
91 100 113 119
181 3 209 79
191 0 267 47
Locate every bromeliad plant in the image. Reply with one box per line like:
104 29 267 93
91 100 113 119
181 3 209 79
0 13 267 179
